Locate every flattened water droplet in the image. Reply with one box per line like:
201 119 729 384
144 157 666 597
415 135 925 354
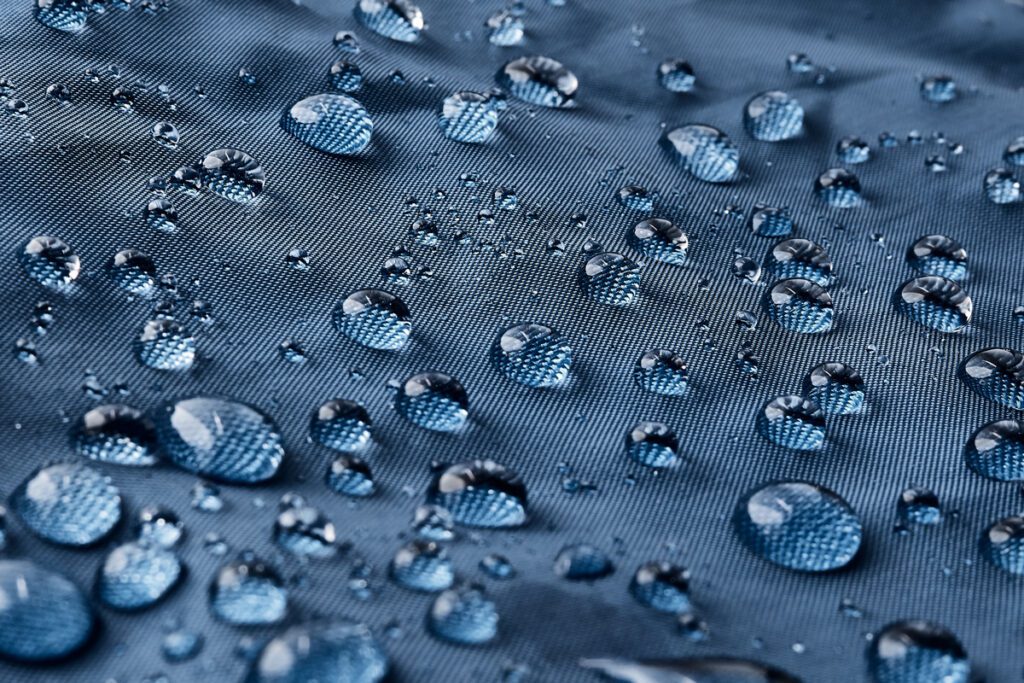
633 349 688 396
491 323 571 387
0 561 94 662
496 56 578 108
354 0 424 42
334 30 361 53
209 557 287 625
980 516 1024 575
333 289 411 350
12 462 121 546
327 455 376 497
162 629 203 663
200 149 265 202
426 460 527 528
867 621 969 683
625 421 679 468
579 657 801 683
764 279 834 334
629 562 690 613
628 218 687 265
983 167 1020 204
662 124 740 183
19 236 81 292
802 362 864 415
35 0 90 32
657 60 695 93
906 235 967 281
480 553 515 580
756 396 826 450
965 419 1024 481
395 372 468 431
764 238 834 287
389 540 454 592
135 319 196 370
73 403 159 466
749 204 793 237
328 60 364 93
836 136 870 164
247 620 388 683
155 397 285 483
581 252 640 306
282 94 373 155
554 544 614 580
894 276 972 333
439 91 501 143
97 541 183 611
744 90 803 141
734 481 862 571
428 585 498 645
814 168 862 208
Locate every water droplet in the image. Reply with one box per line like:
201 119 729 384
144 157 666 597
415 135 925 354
439 91 501 143
496 56 578 108
354 0 424 42
733 481 862 571
108 249 157 296
732 256 762 284
486 10 523 46
786 52 814 73
764 238 834 287
554 544 614 580
657 60 695 92
0 561 94 661
980 516 1024 575
191 481 224 512
625 421 679 468
333 29 361 53
906 235 967 281
756 396 826 450
983 167 1020 204
896 487 942 526
333 289 411 350
628 218 687 265
836 136 870 164
633 349 688 397
162 629 203 663
802 362 864 415
479 554 515 580
925 155 946 173
135 319 196 370
274 499 337 558
581 252 640 306
151 121 179 149
325 60 364 95
310 399 372 452
749 204 793 237
209 557 287 625
491 323 572 388
35 0 90 32
616 185 653 212
965 419 1024 481
1003 136 1024 166
73 403 158 466
867 621 969 683
814 168 862 208
662 124 740 183
629 562 690 613
389 540 454 592
744 90 803 141
327 455 376 497
19 236 80 292
395 372 468 431
894 276 972 333
428 585 498 645
200 148 265 202
247 620 388 682
12 462 121 546
282 94 373 155
155 397 285 483
764 279 834 334
144 197 178 233
427 460 527 528
137 506 184 548
579 658 801 683
98 541 183 611
413 504 455 540
920 75 957 103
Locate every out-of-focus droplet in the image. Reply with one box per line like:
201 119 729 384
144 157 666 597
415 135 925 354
354 0 424 42
428 585 498 645
867 621 969 683
656 60 695 93
247 621 388 683
209 557 287 625
0 561 94 662
625 421 679 468
12 462 121 546
814 168 862 207
19 236 81 292
97 541 183 611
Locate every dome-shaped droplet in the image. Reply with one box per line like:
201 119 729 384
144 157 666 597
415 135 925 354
19 236 80 292
983 167 1020 204
629 562 690 613
894 276 972 333
199 149 265 202
247 620 388 683
836 136 870 164
743 90 803 141
485 10 523 46
412 504 455 541
353 0 424 42
764 238 834 287
135 319 196 370
749 204 793 237
136 506 185 548
906 235 967 281
479 554 515 580
108 249 157 296
35 0 89 32
581 252 640 306
395 372 468 431
0 561 94 662
428 585 498 645
152 121 179 149
656 60 695 93
97 541 183 611
438 91 501 144
333 289 411 350
73 404 159 466
553 544 614 580
616 185 654 212
815 168 862 208
896 487 942 526
756 396 826 450
980 516 1024 575
144 197 178 233
209 557 287 626
802 362 864 415
328 60 364 93
11 462 121 546
310 399 372 451
1004 136 1024 166
326 455 376 497
662 124 739 183
867 621 969 683
426 460 527 528
633 349 688 397
960 348 1024 410
154 397 285 483
628 218 687 265
920 75 957 103
491 323 572 388
764 278 834 334
625 421 679 468
389 540 454 592
579 658 801 683
496 56 578 108
282 94 372 156
965 419 1024 481
734 481 862 571
274 499 337 559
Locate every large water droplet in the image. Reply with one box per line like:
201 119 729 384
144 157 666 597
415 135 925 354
389 540 454 592
960 348 1024 410
980 516 1024 575
395 372 468 431
633 349 688 397
439 91 501 143
733 481 861 571
491 323 572 387
763 279 834 334
135 319 196 370
744 91 803 141
426 460 527 528
333 289 411 350
11 462 121 546
628 218 687 265
625 421 679 468
906 235 967 281
97 541 184 611
35 0 89 32
662 124 740 183
200 149 265 202
19 236 81 292
428 585 498 645
756 396 826 450
629 562 690 613
579 657 801 683
310 399 372 451
894 276 972 333
581 252 640 306
282 94 373 155
867 621 969 683
965 419 1024 481
73 404 159 466
814 168 862 208
0 560 94 662
247 620 388 682
657 60 695 93
496 56 578 108
209 557 287 625
353 0 424 42
802 362 864 415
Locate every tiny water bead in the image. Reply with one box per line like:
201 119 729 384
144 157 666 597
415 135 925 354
628 218 688 265
389 540 455 592
896 488 942 527
836 136 870 164
581 252 641 305
192 481 224 512
310 399 372 451
625 421 679 468
633 349 688 396
19 236 81 292
151 121 179 149
247 621 388 683
983 167 1021 204
763 278 834 334
199 148 265 202
491 323 572 388
97 541 184 611
145 197 178 233
979 516 1024 575
136 506 185 548
209 557 287 626
553 544 614 581
0 561 94 662
109 249 157 296
733 481 862 571
328 60 364 92
894 276 972 333
656 59 695 93
35 0 90 32
282 93 373 156
155 397 285 483
960 348 1024 410
439 91 501 144
905 235 967 281
964 419 1024 481
327 455 376 497
12 462 121 546
802 362 865 416
426 460 527 528
428 585 498 645
1004 136 1024 166
334 29 361 52
135 319 196 371
661 124 740 183
617 185 654 212
749 204 793 237
333 289 411 350
764 238 834 287
756 396 826 450
629 562 690 613
395 372 469 431
815 168 862 208
743 90 803 141
485 10 524 46
580 658 801 683
354 0 424 42
867 621 970 683
479 554 515 580
496 56 578 108
920 75 957 103
73 403 159 466
162 629 204 663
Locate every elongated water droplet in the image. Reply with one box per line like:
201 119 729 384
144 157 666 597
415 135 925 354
629 562 690 613
247 620 388 682
554 544 614 580
73 404 159 466
35 0 90 32
199 148 265 202
579 657 801 683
